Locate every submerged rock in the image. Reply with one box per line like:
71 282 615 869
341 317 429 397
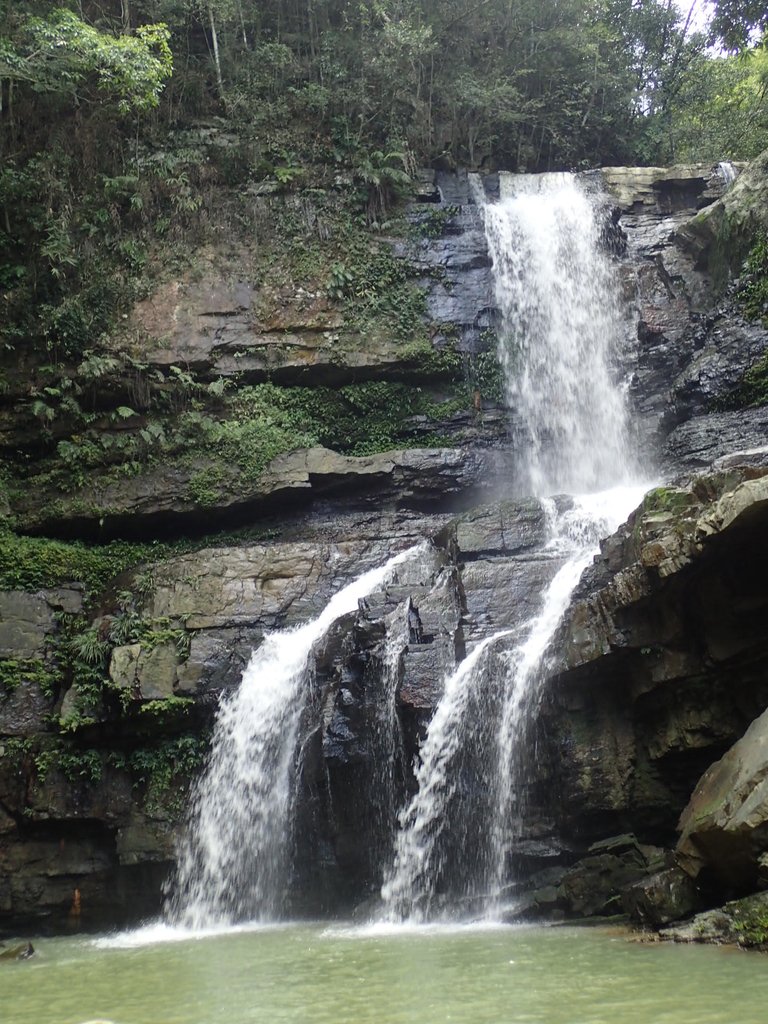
0 941 34 961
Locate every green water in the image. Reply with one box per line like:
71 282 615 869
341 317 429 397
3 921 767 1024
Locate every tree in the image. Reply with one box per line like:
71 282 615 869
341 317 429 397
0 7 172 115
667 44 768 160
710 0 768 50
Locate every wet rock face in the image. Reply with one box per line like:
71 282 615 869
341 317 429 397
0 492 570 929
15 445 504 539
529 466 768 924
597 162 768 473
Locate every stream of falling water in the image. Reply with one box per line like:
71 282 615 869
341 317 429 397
381 486 646 922
476 171 634 494
381 172 647 922
168 545 422 929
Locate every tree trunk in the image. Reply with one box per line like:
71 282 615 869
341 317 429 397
237 1 249 49
208 4 225 100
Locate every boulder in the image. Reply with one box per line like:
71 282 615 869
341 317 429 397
0 682 54 736
623 867 700 927
675 148 768 288
676 707 768 890
0 593 54 658
108 642 178 701
454 498 548 556
555 836 658 917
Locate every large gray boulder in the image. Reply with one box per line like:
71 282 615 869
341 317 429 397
677 707 768 889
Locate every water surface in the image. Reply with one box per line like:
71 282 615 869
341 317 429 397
4 922 767 1024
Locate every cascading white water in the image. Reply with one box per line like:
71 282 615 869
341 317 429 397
380 487 647 922
381 628 513 920
485 485 648 912
477 171 633 495
169 545 422 929
381 172 647 922
718 160 738 186
366 601 410 862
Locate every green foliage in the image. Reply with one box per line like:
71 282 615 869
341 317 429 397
465 348 506 405
739 235 768 325
1 731 207 822
14 353 470 509
34 741 104 784
710 1 768 51
118 733 209 816
668 46 768 161
729 895 768 946
140 696 194 718
120 734 207 788
0 530 173 598
5 11 173 113
727 353 768 408
414 207 461 240
0 658 60 698
214 378 467 458
641 487 698 514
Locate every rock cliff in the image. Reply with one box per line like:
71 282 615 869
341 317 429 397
2 152 768 937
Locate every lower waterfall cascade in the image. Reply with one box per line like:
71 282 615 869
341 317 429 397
169 170 650 929
381 485 648 922
167 544 426 928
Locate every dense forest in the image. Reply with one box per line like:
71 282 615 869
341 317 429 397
0 0 766 483
1 1 767 351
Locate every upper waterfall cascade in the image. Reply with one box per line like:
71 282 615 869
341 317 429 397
474 171 634 495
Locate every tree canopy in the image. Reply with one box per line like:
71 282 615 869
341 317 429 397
0 0 766 362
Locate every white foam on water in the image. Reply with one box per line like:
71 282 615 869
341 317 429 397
92 919 301 949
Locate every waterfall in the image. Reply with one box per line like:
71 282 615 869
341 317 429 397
168 545 422 929
718 161 738 186
475 171 632 495
484 486 646 912
381 172 645 922
364 601 410 869
381 487 646 922
381 628 512 920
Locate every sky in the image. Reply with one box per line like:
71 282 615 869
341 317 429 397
676 0 712 36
